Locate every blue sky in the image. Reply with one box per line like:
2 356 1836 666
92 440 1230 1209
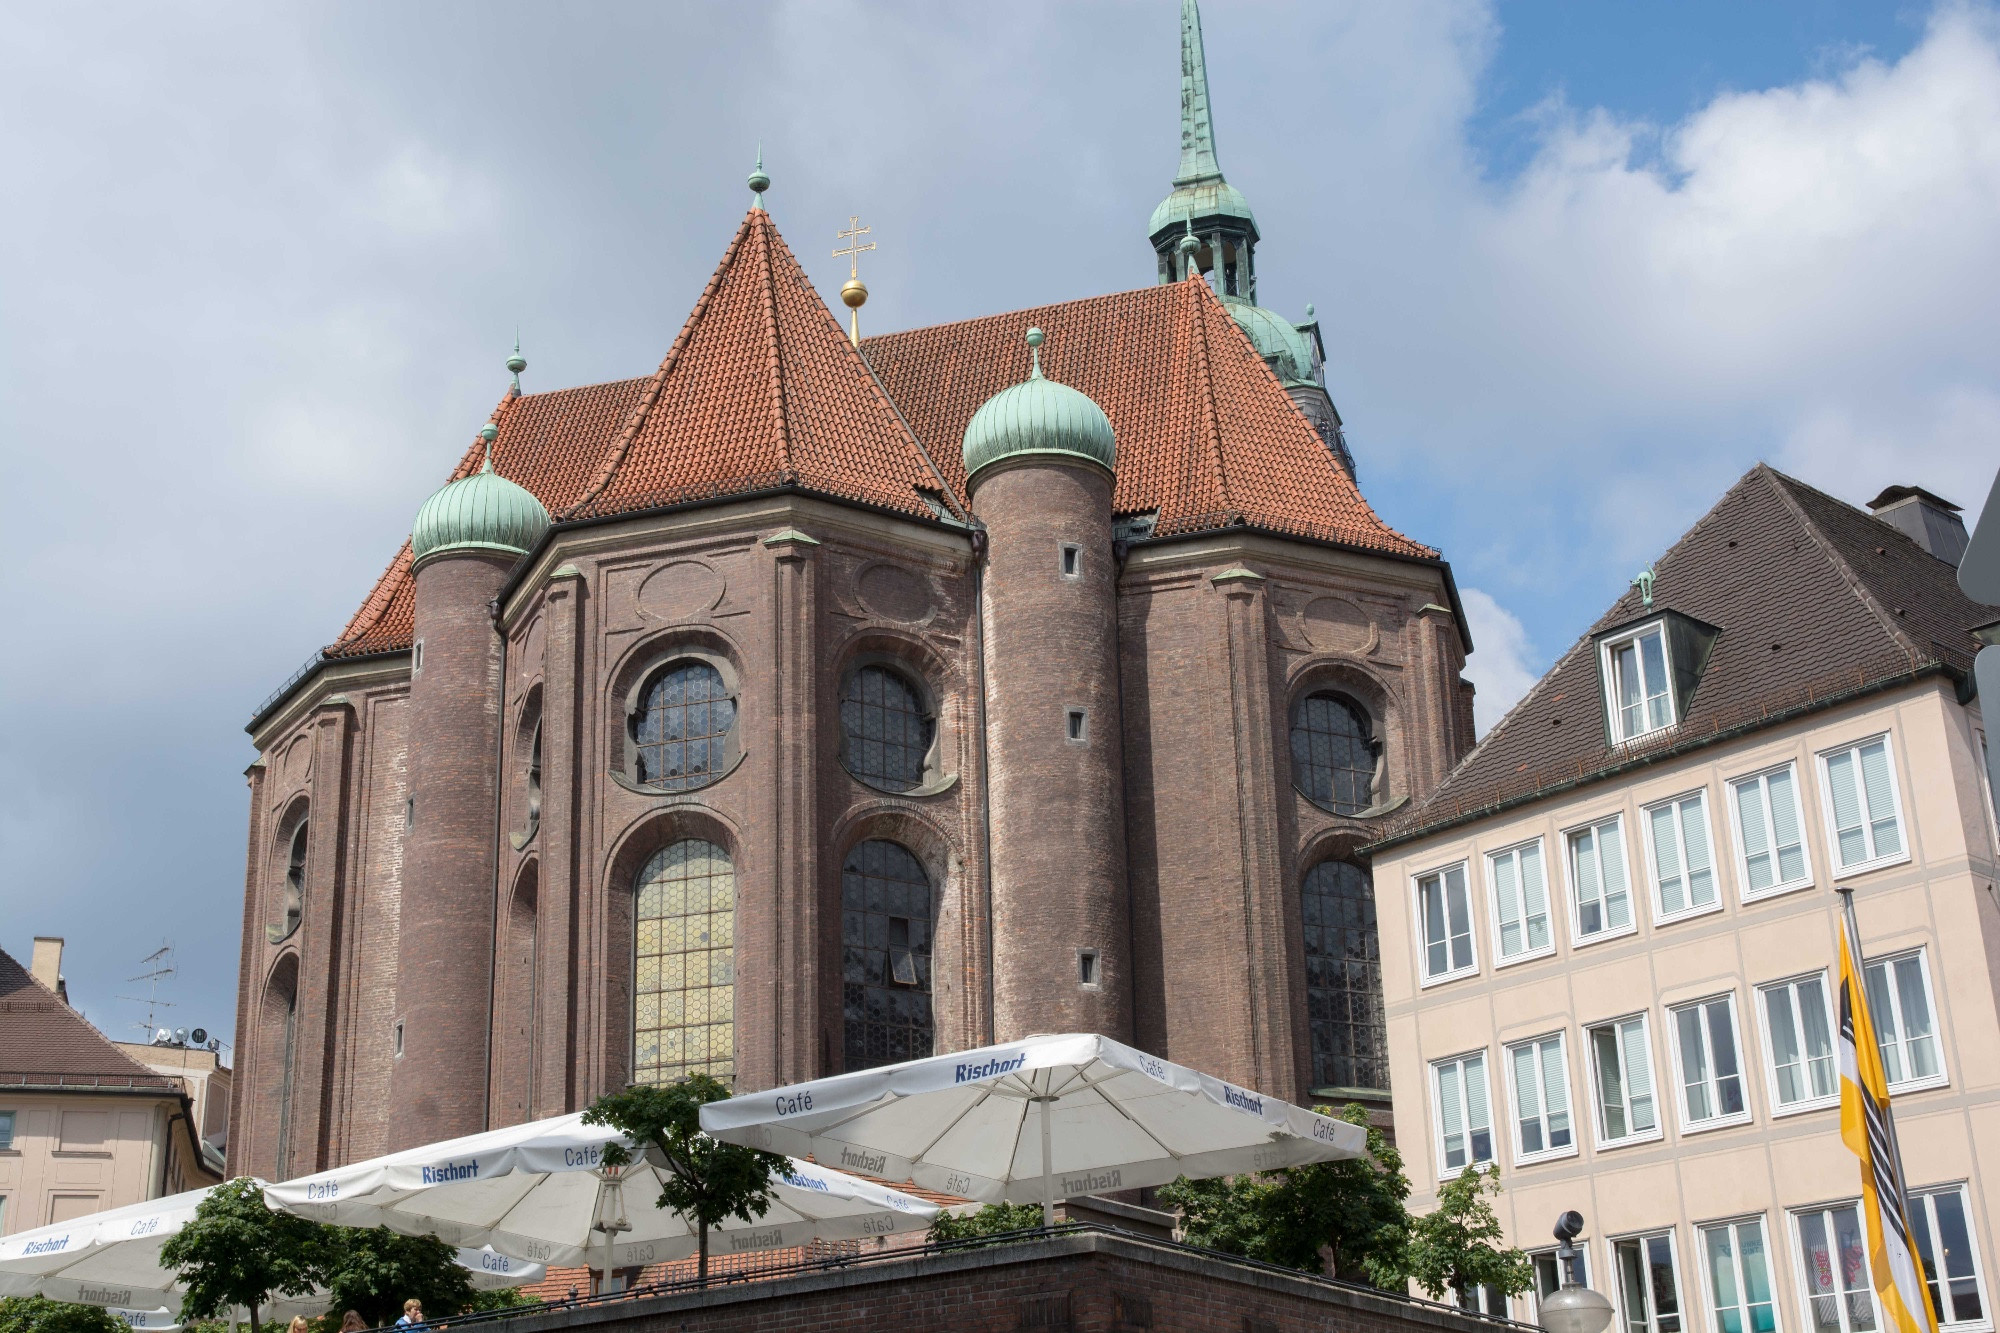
2 0 1993 1048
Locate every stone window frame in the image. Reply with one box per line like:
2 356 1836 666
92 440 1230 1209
839 836 938 1072
510 687 543 851
609 641 746 797
1283 663 1399 819
1298 853 1389 1096
833 639 958 798
267 798 309 945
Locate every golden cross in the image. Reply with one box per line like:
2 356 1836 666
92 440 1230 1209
833 216 874 277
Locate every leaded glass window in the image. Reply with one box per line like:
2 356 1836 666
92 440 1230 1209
634 839 735 1085
1289 693 1376 815
841 666 933 792
1302 861 1387 1091
842 840 934 1071
632 662 735 792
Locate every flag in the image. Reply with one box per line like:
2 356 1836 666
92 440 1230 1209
1838 891 1938 1333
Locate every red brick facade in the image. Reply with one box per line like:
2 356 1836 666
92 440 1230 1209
228 204 1475 1177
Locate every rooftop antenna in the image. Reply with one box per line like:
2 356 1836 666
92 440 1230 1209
120 943 177 1039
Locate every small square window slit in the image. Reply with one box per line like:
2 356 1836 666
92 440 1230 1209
1078 949 1101 988
393 1021 405 1058
1066 708 1088 743
1060 544 1082 578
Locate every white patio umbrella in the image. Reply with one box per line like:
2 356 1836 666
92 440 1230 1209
0 1183 542 1325
262 1110 939 1273
699 1032 1367 1227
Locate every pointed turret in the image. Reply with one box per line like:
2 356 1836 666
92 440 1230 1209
1174 0 1223 187
1149 0 1257 293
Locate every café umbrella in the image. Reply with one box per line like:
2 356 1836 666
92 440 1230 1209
0 1183 541 1323
262 1110 940 1273
698 1032 1367 1227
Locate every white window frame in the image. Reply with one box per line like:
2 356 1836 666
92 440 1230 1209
0 1109 14 1151
1601 619 1678 743
1486 837 1557 966
1504 1031 1578 1165
1667 992 1753 1134
1754 971 1840 1116
1642 788 1723 925
1726 761 1815 901
1698 1215 1781 1333
1565 814 1639 947
1863 946 1949 1093
1909 1183 1993 1332
1588 1012 1664 1150
1815 733 1911 875
1430 1049 1496 1179
1415 861 1479 987
1612 1229 1685 1333
1786 1200 1880 1333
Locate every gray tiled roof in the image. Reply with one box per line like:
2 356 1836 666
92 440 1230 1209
1371 464 1992 850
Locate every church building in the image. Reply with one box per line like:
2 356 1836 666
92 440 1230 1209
228 0 1479 1179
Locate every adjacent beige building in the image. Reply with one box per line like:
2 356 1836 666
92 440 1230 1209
1368 469 1999 1333
0 940 223 1236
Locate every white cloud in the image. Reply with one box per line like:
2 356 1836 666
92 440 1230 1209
1458 588 1541 735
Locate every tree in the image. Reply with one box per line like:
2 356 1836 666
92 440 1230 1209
582 1075 788 1284
1404 1166 1532 1306
0 1297 129 1333
927 1202 1047 1243
318 1228 476 1328
1160 1103 1411 1285
158 1178 329 1333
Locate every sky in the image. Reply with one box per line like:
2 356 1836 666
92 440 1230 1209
2 0 1995 1049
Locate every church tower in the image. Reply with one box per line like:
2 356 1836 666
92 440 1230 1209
967 329 1134 1045
389 423 549 1151
1150 0 1356 479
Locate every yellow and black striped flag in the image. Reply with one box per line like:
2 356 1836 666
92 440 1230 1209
1838 889 1939 1333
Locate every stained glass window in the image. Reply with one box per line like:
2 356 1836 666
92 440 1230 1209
842 840 934 1071
1289 693 1376 814
1302 860 1388 1091
633 662 735 792
633 839 735 1085
841 666 933 792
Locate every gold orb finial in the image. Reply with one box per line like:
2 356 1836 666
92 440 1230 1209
840 277 868 310
833 214 876 346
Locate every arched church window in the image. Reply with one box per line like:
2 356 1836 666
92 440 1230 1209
631 662 736 792
840 665 934 792
1302 860 1388 1093
633 839 735 1085
842 840 934 1071
264 957 299 1176
269 822 306 944
1289 692 1378 815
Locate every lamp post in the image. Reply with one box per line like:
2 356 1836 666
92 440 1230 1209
1539 1211 1614 1333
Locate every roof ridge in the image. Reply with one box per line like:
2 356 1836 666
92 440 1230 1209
1755 463 1924 657
753 212 793 479
1183 279 1232 515
860 285 1171 352
564 209 760 520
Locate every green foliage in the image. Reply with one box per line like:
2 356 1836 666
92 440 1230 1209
158 1178 328 1333
318 1228 475 1329
463 1287 531 1315
0 1297 129 1333
1404 1167 1532 1302
1160 1103 1411 1285
583 1075 788 1281
927 1202 1047 1242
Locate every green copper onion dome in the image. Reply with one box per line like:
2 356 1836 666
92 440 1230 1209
411 423 550 565
962 328 1116 484
1226 301 1320 387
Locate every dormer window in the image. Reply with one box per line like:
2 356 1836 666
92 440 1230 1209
1604 622 1674 741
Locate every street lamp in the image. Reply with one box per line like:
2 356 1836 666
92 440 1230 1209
1539 1211 1614 1333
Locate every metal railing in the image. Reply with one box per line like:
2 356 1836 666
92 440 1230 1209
355 1223 1538 1333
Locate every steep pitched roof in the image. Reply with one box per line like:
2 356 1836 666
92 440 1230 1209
317 226 1427 668
863 278 1430 555
0 947 181 1091
1374 464 1993 848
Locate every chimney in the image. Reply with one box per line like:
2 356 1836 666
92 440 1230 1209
1868 485 1970 565
30 936 68 1005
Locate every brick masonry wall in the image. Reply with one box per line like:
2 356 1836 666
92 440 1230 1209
489 1232 1506 1333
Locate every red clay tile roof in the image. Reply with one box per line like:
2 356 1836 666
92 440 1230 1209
1372 464 1994 848
0 947 182 1092
864 278 1429 557
318 212 1429 666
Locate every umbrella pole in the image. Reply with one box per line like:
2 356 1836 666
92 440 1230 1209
1039 1096 1055 1230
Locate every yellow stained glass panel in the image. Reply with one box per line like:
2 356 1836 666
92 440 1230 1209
632 837 736 1085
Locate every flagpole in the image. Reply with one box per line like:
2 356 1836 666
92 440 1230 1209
1836 886 1939 1333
